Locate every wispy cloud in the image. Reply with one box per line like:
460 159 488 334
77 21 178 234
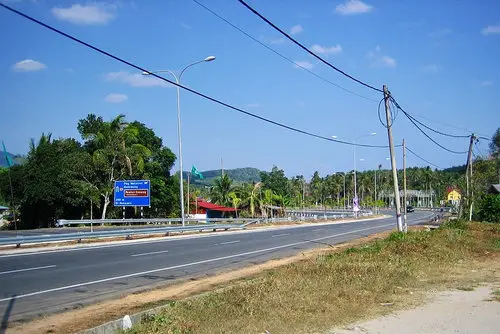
310 44 342 55
481 24 500 36
429 28 453 38
260 36 285 45
293 61 314 70
367 46 396 68
422 64 440 73
105 71 170 87
105 93 128 103
179 21 192 29
245 103 261 108
12 59 46 71
335 0 373 15
481 80 493 87
290 24 303 35
51 3 117 25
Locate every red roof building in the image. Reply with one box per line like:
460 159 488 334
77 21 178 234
190 199 237 218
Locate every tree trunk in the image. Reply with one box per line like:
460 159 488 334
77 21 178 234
101 192 110 221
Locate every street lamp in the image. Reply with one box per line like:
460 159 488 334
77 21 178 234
332 132 376 217
143 56 216 226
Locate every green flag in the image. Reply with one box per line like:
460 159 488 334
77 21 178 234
191 165 204 179
1 141 13 168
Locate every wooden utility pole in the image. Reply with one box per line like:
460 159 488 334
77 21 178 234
403 138 408 232
465 134 476 221
383 85 403 232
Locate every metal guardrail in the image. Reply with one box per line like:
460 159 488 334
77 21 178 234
56 217 257 226
0 224 246 247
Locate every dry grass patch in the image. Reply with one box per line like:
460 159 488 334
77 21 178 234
124 221 499 334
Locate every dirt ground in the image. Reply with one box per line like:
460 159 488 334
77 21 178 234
330 284 500 334
6 231 390 334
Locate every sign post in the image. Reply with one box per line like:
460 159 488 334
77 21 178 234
114 180 151 208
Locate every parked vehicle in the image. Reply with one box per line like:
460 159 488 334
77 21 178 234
406 205 415 213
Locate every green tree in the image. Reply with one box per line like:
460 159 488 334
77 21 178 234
260 166 289 197
210 174 234 207
76 114 151 219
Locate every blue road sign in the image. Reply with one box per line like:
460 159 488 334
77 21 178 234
114 180 151 207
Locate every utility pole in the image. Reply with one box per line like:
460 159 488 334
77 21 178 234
465 134 475 221
383 85 403 232
187 171 190 218
403 138 407 232
374 167 377 214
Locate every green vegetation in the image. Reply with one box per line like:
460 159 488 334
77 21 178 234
123 221 500 334
0 114 180 228
183 167 261 186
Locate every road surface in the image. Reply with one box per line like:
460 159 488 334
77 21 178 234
0 210 434 324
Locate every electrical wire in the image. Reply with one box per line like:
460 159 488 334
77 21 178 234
406 146 442 169
237 0 383 93
389 97 469 154
0 2 390 149
402 112 470 139
191 0 378 102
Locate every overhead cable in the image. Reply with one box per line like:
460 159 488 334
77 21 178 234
406 146 442 169
0 2 390 149
192 0 377 102
237 0 383 93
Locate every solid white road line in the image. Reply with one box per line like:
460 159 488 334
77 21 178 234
216 240 240 246
271 233 290 238
0 265 56 276
0 223 393 303
131 250 169 257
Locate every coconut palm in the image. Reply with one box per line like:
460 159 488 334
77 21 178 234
210 174 234 207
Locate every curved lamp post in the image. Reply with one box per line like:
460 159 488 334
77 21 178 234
143 56 216 226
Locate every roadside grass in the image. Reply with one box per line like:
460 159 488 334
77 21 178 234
124 221 499 334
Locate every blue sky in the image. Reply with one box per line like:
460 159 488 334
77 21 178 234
0 0 499 178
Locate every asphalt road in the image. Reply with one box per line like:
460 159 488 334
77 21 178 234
0 210 435 324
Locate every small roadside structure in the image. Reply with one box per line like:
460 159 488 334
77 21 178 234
446 187 462 207
190 199 237 219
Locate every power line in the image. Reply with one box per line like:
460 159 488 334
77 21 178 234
408 112 488 137
403 112 470 139
389 97 469 154
406 146 442 169
0 2 390 150
237 0 383 93
192 0 377 102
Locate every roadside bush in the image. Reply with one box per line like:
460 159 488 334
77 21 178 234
475 194 500 223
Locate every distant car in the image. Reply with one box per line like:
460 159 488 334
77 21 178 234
406 206 415 213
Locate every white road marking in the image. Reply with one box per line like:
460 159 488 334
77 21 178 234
0 265 56 276
312 229 322 232
0 223 393 303
131 250 169 257
215 240 240 246
271 233 290 238
0 215 395 258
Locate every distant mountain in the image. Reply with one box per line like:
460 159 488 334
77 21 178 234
0 152 26 168
182 167 262 186
442 164 466 173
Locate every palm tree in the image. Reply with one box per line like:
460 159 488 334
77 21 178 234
210 174 234 207
228 191 241 218
237 182 263 217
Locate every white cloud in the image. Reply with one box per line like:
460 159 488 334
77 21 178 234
481 81 493 87
12 59 46 71
481 24 500 36
105 71 171 87
293 61 314 70
367 46 396 68
245 103 261 108
310 44 342 55
105 93 128 103
51 3 117 25
335 0 373 15
422 64 439 73
290 24 303 35
269 37 285 44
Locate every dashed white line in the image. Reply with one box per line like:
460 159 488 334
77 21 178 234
271 233 290 238
0 223 394 303
215 240 240 246
131 250 169 257
0 265 56 276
